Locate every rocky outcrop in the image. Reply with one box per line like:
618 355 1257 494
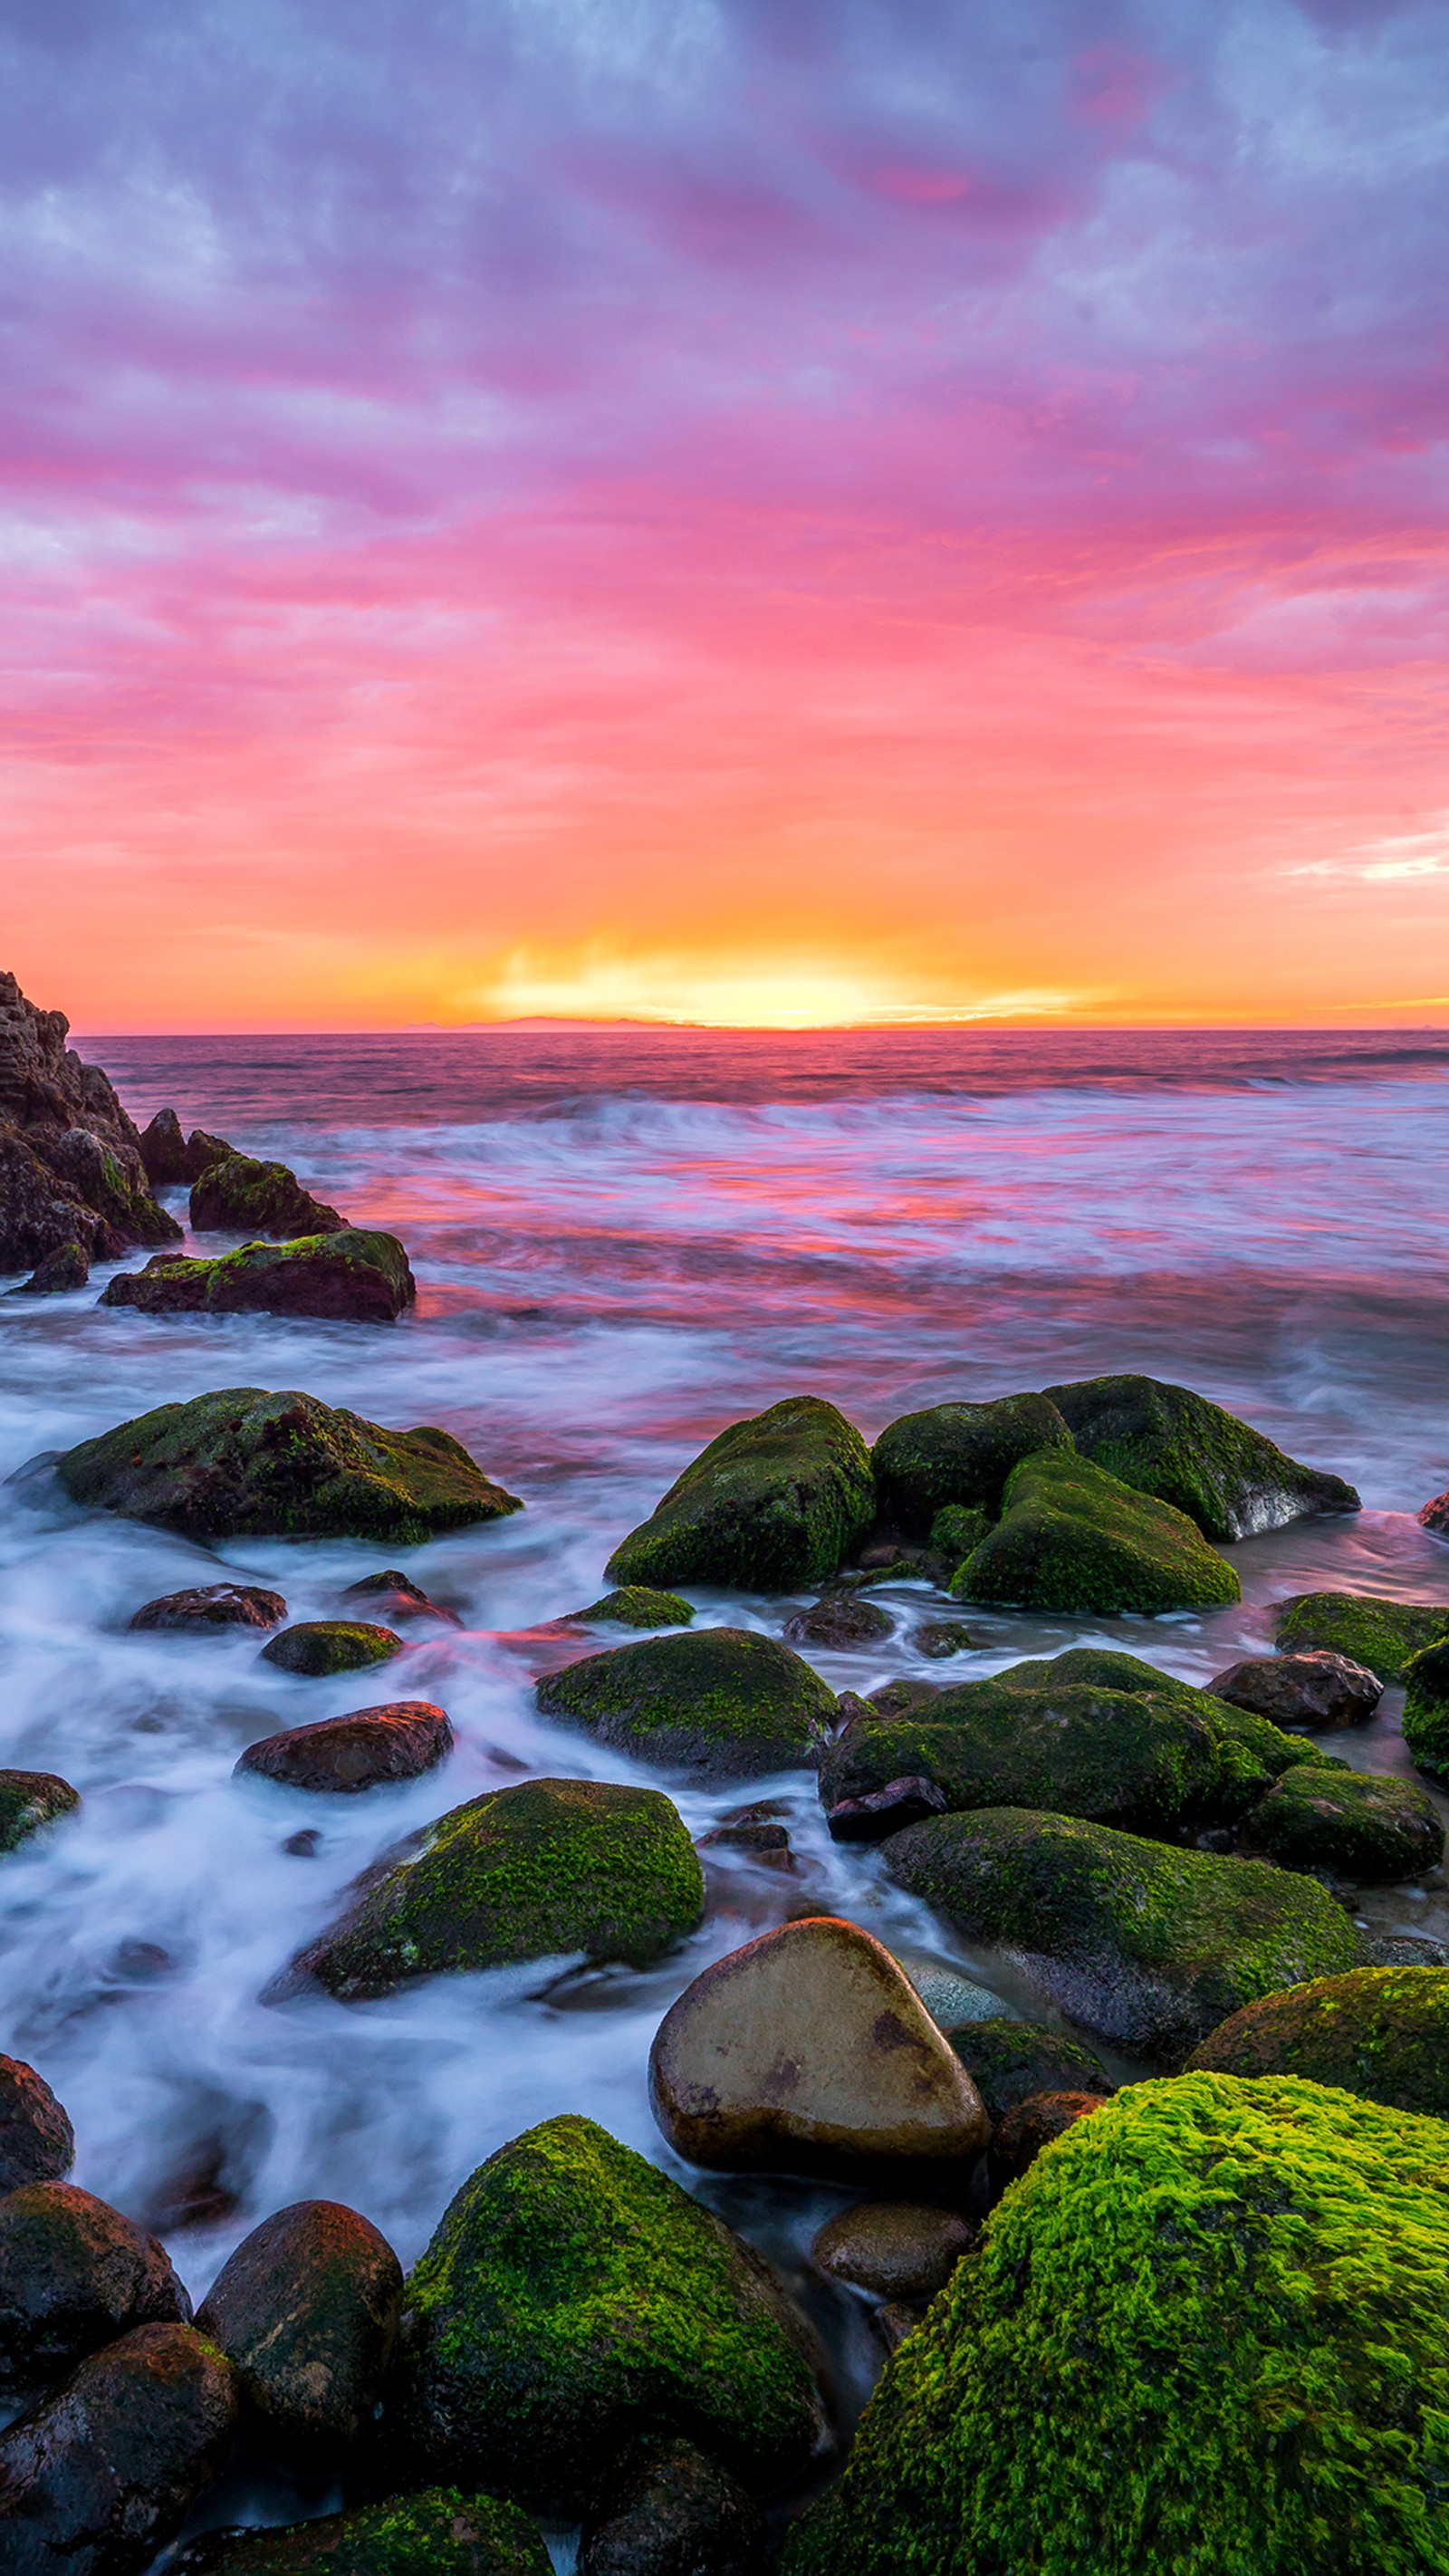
7 1241 90 1297
259 1620 404 1677
567 1585 696 1629
1041 1374 1359 1539
340 1572 463 1628
952 1452 1241 1614
101 1229 416 1324
1209 1649 1381 1730
189 1152 345 1238
537 1628 835 1781
871 1394 1073 1536
606 1397 875 1591
139 1111 237 1188
1401 1639 1449 1779
1187 1965 1449 2116
0 970 179 1275
171 2492 552 2576
129 1583 287 1634
237 1702 452 1793
195 2200 401 2468
1241 1764 1443 1882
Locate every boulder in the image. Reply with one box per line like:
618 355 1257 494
988 2089 1105 2187
605 1398 875 1591
340 1571 463 1627
289 1777 703 1999
697 1819 792 1861
648 1916 990 2179
0 2320 236 2576
0 2182 189 2389
884 1807 1363 2062
952 1452 1241 1615
579 2440 763 2576
1209 1648 1381 1730
0 2061 74 2196
1274 1589 1449 1682
53 1387 522 1543
914 1619 974 1658
926 1505 992 1572
170 2490 551 2576
810 2202 974 2302
0 971 180 1275
237 1702 453 1794
871 1394 1073 1537
943 2021 1113 2124
129 1583 287 1634
569 1587 695 1629
866 1677 941 1717
195 2199 402 2469
102 1230 416 1325
387 2114 823 2514
782 1592 892 1650
1041 1373 1359 1540
1402 1639 1449 1779
1242 1764 1443 1882
137 1108 189 1187
1186 1966 1449 2116
8 1242 89 1296
0 1773 79 1857
1421 1487 1449 1536
260 1620 404 1677
536 1629 835 1781
0 1132 124 1275
189 1152 345 1237
781 2076 1449 2576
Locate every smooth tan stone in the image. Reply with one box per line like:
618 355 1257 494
648 1914 990 2179
811 2199 975 2301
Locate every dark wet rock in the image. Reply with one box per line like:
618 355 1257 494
169 2488 552 2576
697 1820 792 1860
387 2113 823 2514
1402 1639 1449 1780
341 1571 463 1627
605 1397 875 1592
884 1807 1363 2062
836 1553 922 1588
0 971 179 1274
823 1773 947 1841
866 1677 941 1718
0 2182 189 2389
781 2075 1449 2576
914 1620 974 1658
1422 1487 1449 1536
0 1773 79 1857
0 1132 122 1276
0 2061 74 2196
260 1620 404 1677
648 1916 989 2180
283 1829 321 1857
1276 1590 1449 1682
1187 1966 1449 2116
869 2302 922 2356
943 2021 1113 2124
55 1386 523 1543
989 2089 1106 2187
1367 1933 1449 1967
782 1592 892 1651
189 1151 345 1238
139 2093 274 2238
237 1701 453 1794
1041 1373 1359 1540
892 1956 1008 2031
1243 1764 1444 1882
195 2199 402 2468
137 1109 189 1187
872 1394 1073 1537
811 2201 974 2302
102 1228 417 1325
290 1777 703 1999
8 1241 89 1297
129 1584 287 1634
0 2319 236 2576
1209 1648 1381 1730
570 1587 696 1629
953 1452 1241 1615
537 1628 836 1782
926 1505 993 1574
579 2438 764 2576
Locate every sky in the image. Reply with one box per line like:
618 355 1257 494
3 0 1448 1030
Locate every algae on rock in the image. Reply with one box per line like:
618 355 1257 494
189 1152 345 1239
1402 1640 1449 1778
101 1229 416 1324
870 1394 1072 1536
1042 1373 1359 1540
1243 1764 1444 1883
605 1397 874 1591
537 1627 836 1780
170 2489 550 2576
1277 1591 1449 1684
1188 1965 1449 2119
953 1451 1241 1615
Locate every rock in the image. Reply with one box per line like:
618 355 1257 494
260 1620 404 1677
0 2182 189 2389
1186 1965 1449 2115
1209 1648 1381 1730
1242 1764 1444 1882
54 1387 523 1543
129 1583 287 1634
189 1152 346 1238
0 2062 74 2196
536 1628 835 1781
782 2075 1449 2576
237 1701 453 1794
0 970 181 1275
697 1820 792 1860
570 1587 695 1629
195 2199 401 2468
102 1229 417 1326
870 2302 921 2356
341 1571 463 1627
823 1773 948 1840
1402 1639 1449 1779
0 1773 79 1857
1041 1373 1360 1540
169 2490 551 2576
579 2442 763 2576
0 2320 236 2576
137 1108 190 1187
866 1677 941 1717
605 1397 875 1592
884 1807 1363 2062
914 1620 974 1658
988 2089 1105 2187
290 1777 703 1998
893 1956 1008 2029
648 1916 990 2179
782 1592 892 1650
926 1505 992 1572
944 2021 1113 2124
811 2202 974 2302
1367 1933 1449 1967
8 1242 89 1296
389 2114 823 2513
1422 1487 1449 1535
954 1452 1241 1615
1274 1589 1449 1682
871 1394 1073 1537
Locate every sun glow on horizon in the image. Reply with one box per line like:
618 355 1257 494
465 948 1094 1031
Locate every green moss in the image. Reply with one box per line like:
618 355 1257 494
389 2114 822 2514
1275 1592 1449 1683
1188 1966 1449 2118
953 1451 1241 1615
1244 1765 1444 1883
260 1620 403 1677
54 1386 522 1541
928 1504 993 1568
0 1771 79 1856
884 1805 1362 2061
605 1397 875 1591
782 2073 1449 2576
537 1627 835 1779
170 2488 550 2575
189 1152 345 1239
1402 1641 1449 1778
872 1396 1073 1538
100 1229 415 1323
944 2019 1112 2122
571 1586 696 1628
1042 1374 1359 1541
296 1776 703 1998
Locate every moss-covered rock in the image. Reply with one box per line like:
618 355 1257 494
190 1152 345 1237
0 1771 79 1856
953 1451 1241 1615
871 1395 1073 1538
171 2491 551 2576
536 1628 835 1780
291 1777 703 1998
1243 1765 1444 1883
1041 1374 1359 1541
1275 1590 1449 1683
1187 1966 1449 2118
0 2182 189 2389
884 1806 1363 2060
782 2073 1449 2576
54 1385 522 1542
1402 1639 1449 1779
0 2321 236 2575
605 1397 874 1591
571 1587 696 1629
260 1620 404 1677
388 2114 823 2514
195 2200 402 2469
101 1229 416 1324
943 2019 1113 2123
782 1592 892 1650
927 1504 993 1569
0 2058 74 2196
